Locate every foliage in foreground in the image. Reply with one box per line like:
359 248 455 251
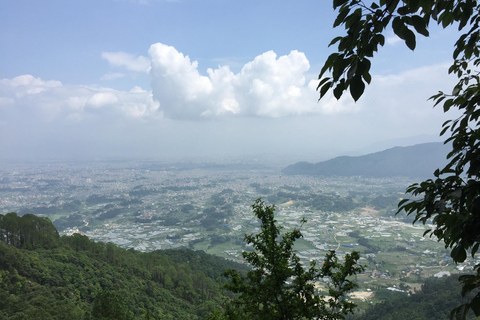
213 199 363 320
320 1 480 317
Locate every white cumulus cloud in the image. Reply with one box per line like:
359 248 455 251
148 43 326 120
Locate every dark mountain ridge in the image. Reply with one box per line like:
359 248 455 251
283 142 450 178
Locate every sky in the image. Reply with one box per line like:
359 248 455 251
0 0 464 164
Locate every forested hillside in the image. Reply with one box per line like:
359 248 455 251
0 213 247 320
352 276 476 320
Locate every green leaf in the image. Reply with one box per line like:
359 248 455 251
363 72 372 84
375 34 385 46
451 304 466 320
319 81 332 99
451 245 467 263
333 8 350 28
333 55 351 81
441 119 452 127
329 36 343 47
470 294 480 316
472 243 480 257
444 99 454 112
347 63 357 80
349 76 365 101
440 126 449 136
317 77 330 89
452 85 461 95
440 11 454 28
357 58 372 84
392 17 406 39
404 27 416 50
409 0 421 12
319 53 339 77
386 0 400 13
356 58 371 76
410 15 429 37
433 95 446 107
345 8 362 29
397 6 408 15
333 82 345 99
333 0 348 9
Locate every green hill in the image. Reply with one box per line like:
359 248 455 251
0 212 247 320
283 142 450 178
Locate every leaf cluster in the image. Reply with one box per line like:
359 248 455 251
324 1 480 318
395 15 480 317
320 0 480 101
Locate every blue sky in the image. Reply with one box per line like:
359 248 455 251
0 0 462 162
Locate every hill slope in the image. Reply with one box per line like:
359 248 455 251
352 275 476 320
283 142 449 178
0 212 248 320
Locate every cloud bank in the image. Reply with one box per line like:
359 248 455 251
0 43 458 161
2 43 454 126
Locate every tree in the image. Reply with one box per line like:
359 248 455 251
0 213 59 249
215 199 363 320
319 1 480 318
90 290 134 320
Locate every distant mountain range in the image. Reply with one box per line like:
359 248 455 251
282 142 450 178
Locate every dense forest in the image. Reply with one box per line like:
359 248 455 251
0 212 247 320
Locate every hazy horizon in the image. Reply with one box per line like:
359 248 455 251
0 134 444 168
